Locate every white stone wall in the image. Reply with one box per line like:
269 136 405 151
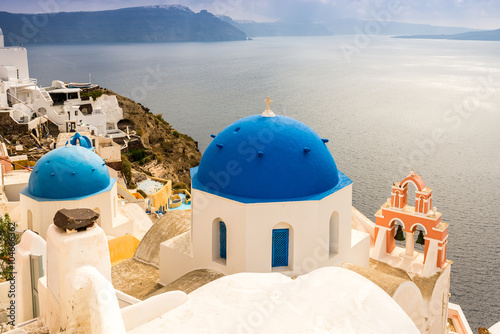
13 230 46 324
0 47 29 81
98 142 121 162
44 224 113 333
95 94 123 128
392 281 426 332
20 182 128 239
160 184 371 285
4 182 28 202
427 265 451 334
139 267 420 334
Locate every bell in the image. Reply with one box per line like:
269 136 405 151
394 225 405 241
416 230 425 246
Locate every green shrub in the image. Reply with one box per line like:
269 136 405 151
181 134 194 142
137 189 148 198
121 154 132 182
172 130 179 138
81 90 103 101
161 141 173 152
155 114 169 126
0 214 19 280
136 126 144 137
173 182 188 190
128 149 146 162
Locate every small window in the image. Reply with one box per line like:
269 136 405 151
27 210 33 230
272 229 289 267
329 211 339 257
68 92 79 100
220 221 227 260
212 218 227 264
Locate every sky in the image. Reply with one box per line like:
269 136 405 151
1 0 499 30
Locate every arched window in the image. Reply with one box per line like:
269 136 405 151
329 211 339 257
219 221 227 259
212 218 227 264
27 210 33 231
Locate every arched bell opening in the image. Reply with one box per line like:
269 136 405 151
390 219 406 247
386 219 406 254
410 224 428 255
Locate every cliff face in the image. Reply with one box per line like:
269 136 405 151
106 88 201 187
1 6 247 45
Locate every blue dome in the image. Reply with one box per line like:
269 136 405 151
67 132 93 149
194 115 340 201
26 145 112 200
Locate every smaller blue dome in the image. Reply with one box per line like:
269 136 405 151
26 145 112 200
66 132 93 149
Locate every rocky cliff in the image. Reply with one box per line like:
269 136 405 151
0 88 201 189
104 88 201 187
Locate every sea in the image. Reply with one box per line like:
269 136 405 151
27 36 500 330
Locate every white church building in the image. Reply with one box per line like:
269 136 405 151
160 101 371 284
18 134 151 240
9 100 479 333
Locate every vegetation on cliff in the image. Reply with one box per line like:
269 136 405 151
102 88 201 188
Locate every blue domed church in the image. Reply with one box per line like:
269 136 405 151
160 100 371 284
19 135 142 239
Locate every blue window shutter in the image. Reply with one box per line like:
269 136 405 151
220 221 227 259
272 229 289 267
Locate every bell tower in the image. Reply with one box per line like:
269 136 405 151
372 171 448 277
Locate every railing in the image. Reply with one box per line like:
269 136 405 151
40 89 52 103
0 46 26 51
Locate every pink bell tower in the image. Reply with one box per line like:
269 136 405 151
372 171 449 277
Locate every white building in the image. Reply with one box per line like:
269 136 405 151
160 105 371 285
6 99 478 333
56 131 122 165
0 27 124 137
18 215 420 334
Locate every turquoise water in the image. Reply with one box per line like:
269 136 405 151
170 193 191 211
27 36 500 330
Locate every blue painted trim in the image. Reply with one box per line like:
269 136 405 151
20 178 116 202
191 167 352 204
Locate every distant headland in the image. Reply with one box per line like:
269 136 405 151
393 28 500 41
0 6 247 45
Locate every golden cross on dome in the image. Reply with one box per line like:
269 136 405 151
264 97 272 111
